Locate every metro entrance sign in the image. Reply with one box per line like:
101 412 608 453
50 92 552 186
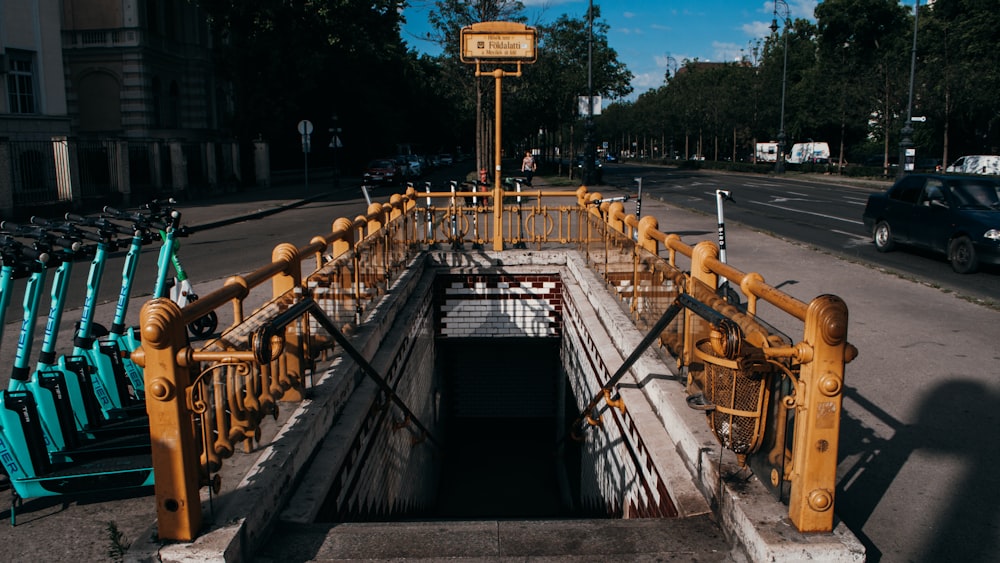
460 21 536 63
460 22 537 250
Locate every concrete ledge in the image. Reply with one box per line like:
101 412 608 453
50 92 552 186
563 252 865 561
138 249 864 562
144 254 431 562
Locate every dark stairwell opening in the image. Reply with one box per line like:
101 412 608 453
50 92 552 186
433 337 594 520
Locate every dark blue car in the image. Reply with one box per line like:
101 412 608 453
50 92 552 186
862 174 1000 273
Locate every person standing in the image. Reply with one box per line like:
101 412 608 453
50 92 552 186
521 151 536 186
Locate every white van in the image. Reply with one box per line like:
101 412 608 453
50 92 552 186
787 141 831 164
755 142 779 163
945 155 1000 175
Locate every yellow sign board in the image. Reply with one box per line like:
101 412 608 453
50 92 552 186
460 22 537 63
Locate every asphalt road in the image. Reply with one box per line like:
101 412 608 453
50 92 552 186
601 163 1000 308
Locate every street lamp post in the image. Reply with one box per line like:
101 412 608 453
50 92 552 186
664 53 678 82
329 113 341 189
898 0 920 179
584 0 596 185
770 0 790 174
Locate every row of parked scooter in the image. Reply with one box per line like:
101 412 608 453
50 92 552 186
0 199 215 524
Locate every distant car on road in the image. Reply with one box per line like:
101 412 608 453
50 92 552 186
575 155 603 183
363 159 401 186
862 173 1000 273
405 155 423 178
438 153 454 166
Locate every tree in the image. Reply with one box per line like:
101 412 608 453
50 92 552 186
920 0 1000 163
426 1 527 175
194 0 411 168
514 7 633 165
814 0 910 170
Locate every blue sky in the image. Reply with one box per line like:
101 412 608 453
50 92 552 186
400 1 826 101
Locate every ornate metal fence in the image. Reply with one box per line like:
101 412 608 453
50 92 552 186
132 185 855 540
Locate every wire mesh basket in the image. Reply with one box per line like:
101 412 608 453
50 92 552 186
695 338 772 465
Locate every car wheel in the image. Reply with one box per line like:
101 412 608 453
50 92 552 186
948 236 978 274
873 221 895 252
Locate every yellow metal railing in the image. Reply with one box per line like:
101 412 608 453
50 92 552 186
132 184 855 540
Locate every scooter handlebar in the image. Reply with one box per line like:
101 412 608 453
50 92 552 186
101 206 168 231
31 215 105 243
0 223 83 257
0 235 49 264
65 212 135 236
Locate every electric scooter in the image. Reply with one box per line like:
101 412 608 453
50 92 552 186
0 224 153 525
144 199 218 339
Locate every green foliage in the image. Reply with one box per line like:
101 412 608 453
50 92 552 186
599 1 1000 169
192 0 1000 172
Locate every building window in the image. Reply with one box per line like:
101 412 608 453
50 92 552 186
6 51 37 114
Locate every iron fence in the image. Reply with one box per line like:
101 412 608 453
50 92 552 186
1 137 242 216
126 184 855 540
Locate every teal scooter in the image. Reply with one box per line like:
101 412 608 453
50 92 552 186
0 235 48 491
0 224 153 525
142 199 218 339
98 202 178 397
24 216 140 430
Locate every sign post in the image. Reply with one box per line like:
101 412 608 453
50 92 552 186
329 114 342 189
460 22 536 251
298 119 313 191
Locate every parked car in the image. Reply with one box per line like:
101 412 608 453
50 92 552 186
945 155 1000 176
861 173 1000 273
915 157 942 172
438 153 454 166
363 158 402 185
574 155 603 183
405 155 423 178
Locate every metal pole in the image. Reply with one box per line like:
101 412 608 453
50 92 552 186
585 0 595 185
772 0 789 174
898 0 920 178
425 181 433 244
493 69 504 251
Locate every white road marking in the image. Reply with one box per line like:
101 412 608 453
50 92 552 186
834 229 870 243
748 200 864 225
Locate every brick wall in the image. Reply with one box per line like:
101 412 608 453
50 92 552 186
434 274 563 338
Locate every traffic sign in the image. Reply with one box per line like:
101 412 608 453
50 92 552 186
460 22 536 63
297 119 314 135
911 116 927 122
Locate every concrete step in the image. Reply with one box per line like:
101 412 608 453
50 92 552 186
253 517 743 562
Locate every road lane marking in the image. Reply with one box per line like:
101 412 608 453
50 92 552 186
834 229 870 242
748 200 864 224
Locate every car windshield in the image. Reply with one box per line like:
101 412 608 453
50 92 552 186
949 180 1000 209
370 160 392 169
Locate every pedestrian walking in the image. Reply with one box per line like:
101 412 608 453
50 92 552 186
521 151 536 186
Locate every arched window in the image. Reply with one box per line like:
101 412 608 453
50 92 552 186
77 71 122 131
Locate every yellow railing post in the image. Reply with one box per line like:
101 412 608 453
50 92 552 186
685 241 719 369
140 297 202 541
637 215 660 255
788 294 849 532
271 242 305 401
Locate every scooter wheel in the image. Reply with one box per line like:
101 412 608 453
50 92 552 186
188 311 219 339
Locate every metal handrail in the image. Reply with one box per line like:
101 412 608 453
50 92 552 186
134 183 853 540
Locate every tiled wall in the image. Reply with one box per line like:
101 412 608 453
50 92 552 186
434 274 563 338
